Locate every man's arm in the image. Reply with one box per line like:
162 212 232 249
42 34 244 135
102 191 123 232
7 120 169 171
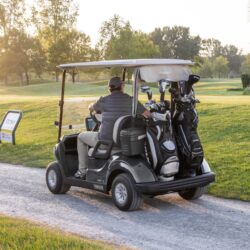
137 101 151 118
89 97 104 113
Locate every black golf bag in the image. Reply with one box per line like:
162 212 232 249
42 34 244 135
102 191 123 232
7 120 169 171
145 110 179 179
171 75 204 171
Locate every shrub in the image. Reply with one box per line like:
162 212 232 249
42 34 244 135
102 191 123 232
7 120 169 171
241 74 250 89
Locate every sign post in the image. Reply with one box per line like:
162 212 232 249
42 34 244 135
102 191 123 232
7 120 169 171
0 110 22 145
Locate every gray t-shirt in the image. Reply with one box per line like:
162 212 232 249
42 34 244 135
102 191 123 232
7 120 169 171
93 91 146 141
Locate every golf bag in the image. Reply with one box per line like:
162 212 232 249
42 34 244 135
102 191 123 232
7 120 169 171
146 111 179 178
171 75 204 171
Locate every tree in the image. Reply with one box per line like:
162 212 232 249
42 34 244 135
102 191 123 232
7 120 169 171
0 1 46 85
97 15 129 59
49 29 92 82
107 29 159 60
150 26 201 59
14 32 46 85
0 30 46 85
241 54 250 74
32 0 79 81
223 45 243 74
201 40 243 74
0 0 26 84
98 15 159 61
201 38 224 58
129 31 160 59
0 0 26 35
196 58 214 78
213 56 229 78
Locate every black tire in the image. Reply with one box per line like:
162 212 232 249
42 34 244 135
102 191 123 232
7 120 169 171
178 186 206 200
46 162 70 194
111 173 143 211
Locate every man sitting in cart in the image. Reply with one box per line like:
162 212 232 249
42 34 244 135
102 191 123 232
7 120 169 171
75 76 150 179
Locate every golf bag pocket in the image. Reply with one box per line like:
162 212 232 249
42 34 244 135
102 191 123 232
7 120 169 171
175 124 204 170
189 131 204 169
160 156 179 177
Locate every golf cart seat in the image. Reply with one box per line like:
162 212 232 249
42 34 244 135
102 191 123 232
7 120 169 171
113 115 146 156
88 115 145 159
87 115 131 159
113 115 132 146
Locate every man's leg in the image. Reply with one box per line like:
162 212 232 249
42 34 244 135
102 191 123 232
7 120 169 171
76 131 99 178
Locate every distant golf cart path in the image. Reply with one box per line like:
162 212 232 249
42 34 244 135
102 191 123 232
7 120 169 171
1 163 250 250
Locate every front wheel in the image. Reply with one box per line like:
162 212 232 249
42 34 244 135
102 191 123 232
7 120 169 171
178 186 206 200
111 173 143 211
46 162 70 194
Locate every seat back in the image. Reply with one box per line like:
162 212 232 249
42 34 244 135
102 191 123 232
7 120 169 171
113 115 132 146
113 115 145 146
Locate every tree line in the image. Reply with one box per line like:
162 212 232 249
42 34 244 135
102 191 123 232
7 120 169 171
0 0 249 85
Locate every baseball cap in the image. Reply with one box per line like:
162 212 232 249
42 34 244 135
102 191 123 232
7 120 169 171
108 77 124 88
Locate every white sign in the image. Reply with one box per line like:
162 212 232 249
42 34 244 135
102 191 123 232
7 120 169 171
0 111 22 145
1 112 21 131
0 132 13 143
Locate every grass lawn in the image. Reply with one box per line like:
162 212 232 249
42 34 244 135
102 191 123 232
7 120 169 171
0 78 250 200
198 102 250 200
195 78 244 96
0 215 114 250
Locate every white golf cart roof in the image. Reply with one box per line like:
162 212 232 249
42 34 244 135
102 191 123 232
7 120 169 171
58 59 193 70
58 59 193 82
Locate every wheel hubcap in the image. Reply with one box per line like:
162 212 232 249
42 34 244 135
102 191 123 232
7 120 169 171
115 183 128 205
48 169 57 189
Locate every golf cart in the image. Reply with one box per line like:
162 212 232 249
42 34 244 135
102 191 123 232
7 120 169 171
46 59 215 211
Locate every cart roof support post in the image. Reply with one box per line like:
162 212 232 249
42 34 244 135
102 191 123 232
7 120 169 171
132 68 140 118
122 68 126 81
58 70 66 142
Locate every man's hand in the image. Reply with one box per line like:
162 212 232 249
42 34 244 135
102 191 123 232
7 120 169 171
142 110 151 118
88 103 94 112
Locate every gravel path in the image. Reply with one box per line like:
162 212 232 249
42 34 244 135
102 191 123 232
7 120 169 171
0 163 250 250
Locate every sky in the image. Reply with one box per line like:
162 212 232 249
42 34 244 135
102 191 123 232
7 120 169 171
77 0 250 54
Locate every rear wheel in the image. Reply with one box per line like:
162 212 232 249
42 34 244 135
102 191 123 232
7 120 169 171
178 186 205 200
111 173 143 211
46 162 70 194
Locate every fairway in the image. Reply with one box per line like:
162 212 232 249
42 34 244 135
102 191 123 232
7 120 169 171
0 78 249 200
